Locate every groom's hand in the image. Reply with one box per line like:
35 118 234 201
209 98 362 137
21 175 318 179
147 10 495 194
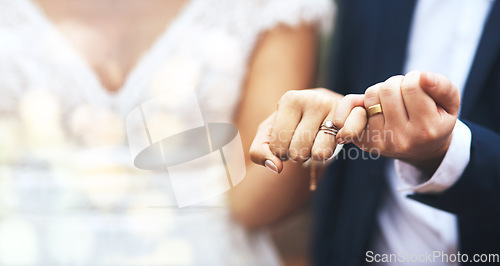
335 71 460 175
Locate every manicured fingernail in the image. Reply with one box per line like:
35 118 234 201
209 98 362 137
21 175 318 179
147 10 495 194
265 160 279 174
337 138 345 145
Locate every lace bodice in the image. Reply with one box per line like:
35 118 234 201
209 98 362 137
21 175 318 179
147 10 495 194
0 0 333 264
0 0 333 125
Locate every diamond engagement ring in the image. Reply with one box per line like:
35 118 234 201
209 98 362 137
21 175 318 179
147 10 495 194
319 120 339 136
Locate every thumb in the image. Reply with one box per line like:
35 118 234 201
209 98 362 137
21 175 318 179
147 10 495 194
249 113 283 174
420 71 461 116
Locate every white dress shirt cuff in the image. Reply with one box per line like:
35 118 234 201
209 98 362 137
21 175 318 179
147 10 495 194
395 120 472 194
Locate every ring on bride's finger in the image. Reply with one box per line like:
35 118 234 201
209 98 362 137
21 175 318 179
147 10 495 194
319 120 339 136
367 104 383 118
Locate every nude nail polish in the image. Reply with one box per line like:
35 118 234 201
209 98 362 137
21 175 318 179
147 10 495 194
265 160 278 174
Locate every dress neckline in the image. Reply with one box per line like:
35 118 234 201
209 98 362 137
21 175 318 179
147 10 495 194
25 0 194 107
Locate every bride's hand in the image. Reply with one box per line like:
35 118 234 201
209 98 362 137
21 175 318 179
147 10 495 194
249 88 348 173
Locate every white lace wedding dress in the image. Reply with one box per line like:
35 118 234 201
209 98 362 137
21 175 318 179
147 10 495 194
0 0 332 264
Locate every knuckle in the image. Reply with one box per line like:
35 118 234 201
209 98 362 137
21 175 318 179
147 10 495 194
419 126 439 140
313 95 332 110
352 106 368 118
333 116 344 128
364 93 379 105
288 147 311 163
385 75 404 84
365 84 380 96
401 81 419 95
280 90 335 115
379 83 394 97
317 91 336 105
303 93 335 115
313 87 330 94
343 94 356 103
283 89 299 99
291 156 309 164
311 147 334 160
401 71 421 88
406 70 422 79
364 84 382 104
380 76 403 96
279 90 300 106
269 143 287 158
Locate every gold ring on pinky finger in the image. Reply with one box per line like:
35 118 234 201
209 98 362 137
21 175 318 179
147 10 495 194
367 104 383 118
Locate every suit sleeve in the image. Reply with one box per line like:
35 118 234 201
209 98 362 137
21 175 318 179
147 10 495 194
408 120 500 220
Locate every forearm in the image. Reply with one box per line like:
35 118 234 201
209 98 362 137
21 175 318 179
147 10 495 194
229 162 313 229
228 23 319 228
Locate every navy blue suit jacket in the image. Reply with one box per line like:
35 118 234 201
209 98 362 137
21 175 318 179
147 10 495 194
313 0 500 265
